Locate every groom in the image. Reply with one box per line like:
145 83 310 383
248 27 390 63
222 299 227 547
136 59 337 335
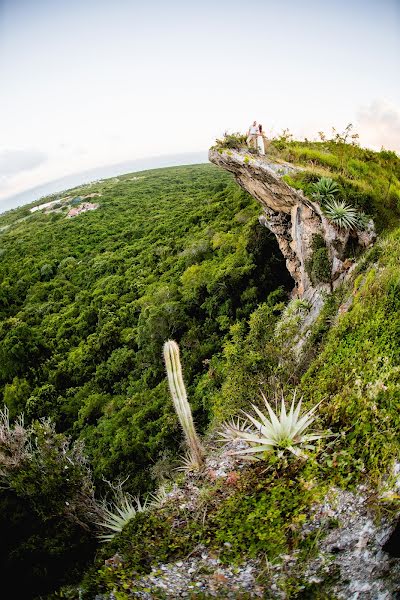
246 121 258 149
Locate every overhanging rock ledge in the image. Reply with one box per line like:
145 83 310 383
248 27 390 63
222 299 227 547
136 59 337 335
209 147 376 303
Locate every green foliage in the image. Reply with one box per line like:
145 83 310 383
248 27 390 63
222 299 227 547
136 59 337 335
2 140 400 598
201 289 287 422
211 466 320 564
305 235 331 285
274 136 400 231
300 229 400 484
289 147 340 169
270 128 293 151
355 211 371 230
322 199 359 230
0 410 98 598
309 177 340 203
83 464 322 597
274 298 312 340
0 165 291 494
214 132 247 150
97 493 148 543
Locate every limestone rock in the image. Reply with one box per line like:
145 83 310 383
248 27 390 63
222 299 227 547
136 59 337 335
209 148 376 299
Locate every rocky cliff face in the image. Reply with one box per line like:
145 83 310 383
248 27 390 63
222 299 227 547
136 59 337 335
209 148 376 301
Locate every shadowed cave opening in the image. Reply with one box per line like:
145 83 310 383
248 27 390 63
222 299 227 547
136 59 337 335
245 219 294 300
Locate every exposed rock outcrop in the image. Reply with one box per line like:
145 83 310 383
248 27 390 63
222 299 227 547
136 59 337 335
209 148 376 299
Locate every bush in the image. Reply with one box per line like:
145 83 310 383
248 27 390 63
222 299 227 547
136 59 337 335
215 132 246 150
0 409 99 598
306 235 332 285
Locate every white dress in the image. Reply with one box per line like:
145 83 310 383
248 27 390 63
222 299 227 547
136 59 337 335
257 133 265 155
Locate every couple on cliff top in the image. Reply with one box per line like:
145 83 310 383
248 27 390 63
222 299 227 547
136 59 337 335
247 121 267 155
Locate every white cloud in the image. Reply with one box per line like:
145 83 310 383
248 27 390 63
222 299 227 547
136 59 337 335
357 100 400 152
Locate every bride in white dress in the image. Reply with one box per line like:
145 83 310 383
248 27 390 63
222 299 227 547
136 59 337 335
257 124 265 155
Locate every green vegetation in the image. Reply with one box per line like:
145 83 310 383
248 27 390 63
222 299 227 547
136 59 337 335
0 408 98 598
216 125 400 231
309 176 340 203
0 164 291 597
219 391 329 459
1 135 400 598
305 234 332 285
322 199 359 230
300 230 400 484
215 131 247 149
83 464 323 598
97 491 148 543
84 226 400 598
0 164 290 491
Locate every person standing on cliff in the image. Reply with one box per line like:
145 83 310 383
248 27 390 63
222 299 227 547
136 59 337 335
246 121 258 149
257 124 266 155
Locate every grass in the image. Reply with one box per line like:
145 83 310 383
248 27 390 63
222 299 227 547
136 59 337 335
214 130 400 232
300 228 400 484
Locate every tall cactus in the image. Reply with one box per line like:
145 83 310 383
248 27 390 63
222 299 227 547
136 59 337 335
163 340 204 469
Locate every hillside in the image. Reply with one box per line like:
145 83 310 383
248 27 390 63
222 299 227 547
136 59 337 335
0 163 291 597
1 137 400 599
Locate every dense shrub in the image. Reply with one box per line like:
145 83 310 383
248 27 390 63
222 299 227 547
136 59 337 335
0 411 99 598
305 235 331 284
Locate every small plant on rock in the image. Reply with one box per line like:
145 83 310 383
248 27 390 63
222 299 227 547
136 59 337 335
309 177 340 204
163 340 205 471
356 211 371 230
215 132 246 150
220 391 329 459
97 492 147 542
322 199 359 230
219 416 251 441
305 234 332 285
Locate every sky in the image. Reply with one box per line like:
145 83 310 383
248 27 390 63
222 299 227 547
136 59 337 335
0 0 399 209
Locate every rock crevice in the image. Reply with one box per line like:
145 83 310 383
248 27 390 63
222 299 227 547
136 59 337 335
209 148 376 299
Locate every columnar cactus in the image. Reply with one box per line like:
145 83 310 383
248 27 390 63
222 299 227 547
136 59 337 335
163 340 204 469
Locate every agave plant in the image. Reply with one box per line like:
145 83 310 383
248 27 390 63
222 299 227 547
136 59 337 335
176 450 205 473
219 416 251 441
97 494 147 542
309 177 339 204
163 340 204 470
219 391 329 459
148 484 169 509
322 199 359 230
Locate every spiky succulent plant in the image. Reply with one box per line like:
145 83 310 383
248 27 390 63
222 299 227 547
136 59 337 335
219 417 251 441
176 449 205 473
322 199 359 230
309 177 339 204
220 391 329 459
97 494 147 542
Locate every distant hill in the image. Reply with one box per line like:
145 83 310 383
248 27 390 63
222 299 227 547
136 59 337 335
0 151 208 213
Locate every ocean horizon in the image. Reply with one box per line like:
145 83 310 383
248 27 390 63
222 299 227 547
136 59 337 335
0 151 209 214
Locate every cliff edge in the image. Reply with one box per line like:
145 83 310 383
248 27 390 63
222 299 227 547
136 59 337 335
209 147 376 300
